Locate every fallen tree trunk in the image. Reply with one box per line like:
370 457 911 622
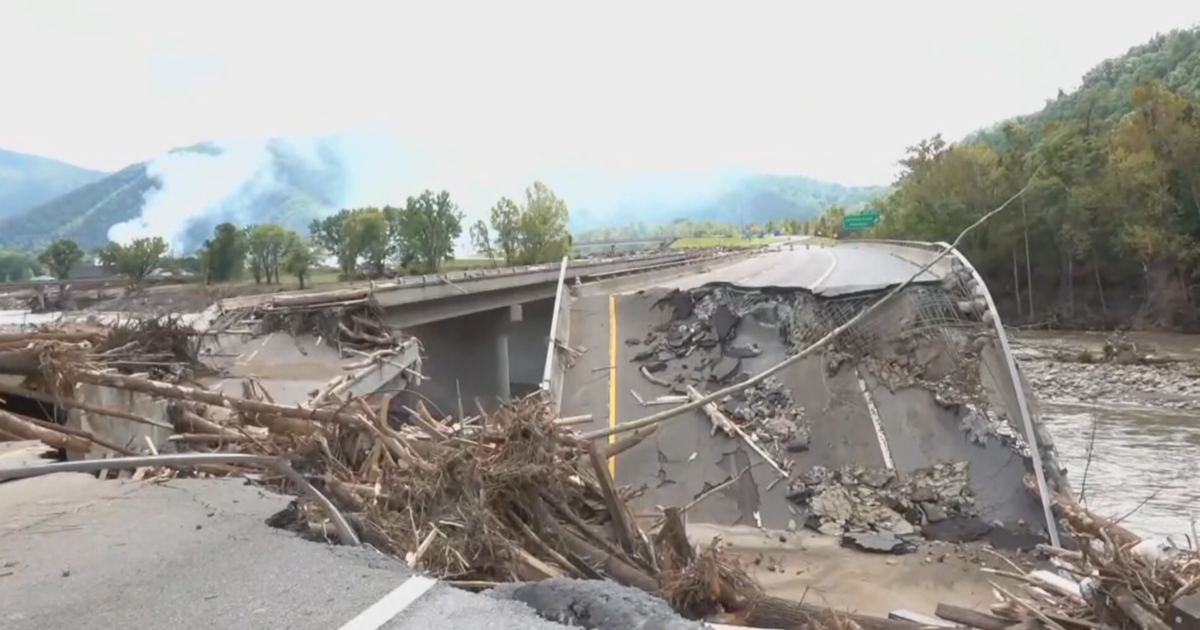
269 288 371 308
69 370 363 426
0 409 90 453
0 382 174 431
0 349 45 376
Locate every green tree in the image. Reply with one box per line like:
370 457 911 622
469 219 496 265
97 237 168 287
203 222 247 283
310 210 356 277
283 238 322 289
346 208 392 277
0 250 37 282
516 182 572 264
489 197 521 265
394 191 464 273
245 223 297 284
37 239 85 280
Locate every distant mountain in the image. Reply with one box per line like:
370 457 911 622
570 174 885 232
0 140 345 252
0 134 885 252
0 148 107 221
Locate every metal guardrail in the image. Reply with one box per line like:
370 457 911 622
854 237 1060 546
367 251 692 294
540 256 570 410
0 252 695 295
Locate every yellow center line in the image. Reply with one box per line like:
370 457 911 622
607 294 618 479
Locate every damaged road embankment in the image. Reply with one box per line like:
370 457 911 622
614 280 1070 550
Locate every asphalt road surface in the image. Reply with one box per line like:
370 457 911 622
0 472 568 630
660 242 945 295
560 243 1046 537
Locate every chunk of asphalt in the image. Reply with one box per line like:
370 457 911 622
488 578 704 630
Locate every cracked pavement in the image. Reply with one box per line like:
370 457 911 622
0 473 575 630
561 248 1055 542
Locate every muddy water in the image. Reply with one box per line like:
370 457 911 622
1020 331 1200 539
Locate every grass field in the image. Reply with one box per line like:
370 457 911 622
670 236 783 249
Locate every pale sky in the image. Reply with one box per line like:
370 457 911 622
2 0 1198 186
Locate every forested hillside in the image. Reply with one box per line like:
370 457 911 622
875 27 1200 330
0 148 106 220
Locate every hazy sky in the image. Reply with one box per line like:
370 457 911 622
2 0 1198 186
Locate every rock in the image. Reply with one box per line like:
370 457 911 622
725 343 762 359
786 429 811 453
919 502 948 523
888 519 917 537
709 357 741 383
760 417 795 440
645 362 668 374
624 338 641 346
859 469 894 489
787 461 978 541
841 531 915 554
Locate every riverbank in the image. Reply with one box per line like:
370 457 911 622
1014 329 1200 539
1014 331 1200 411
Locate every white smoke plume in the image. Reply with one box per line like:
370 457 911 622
109 141 272 251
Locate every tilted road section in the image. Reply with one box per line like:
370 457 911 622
560 242 1067 549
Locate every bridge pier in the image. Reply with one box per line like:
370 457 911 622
495 304 523 402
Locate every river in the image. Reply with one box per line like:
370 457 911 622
1018 331 1200 540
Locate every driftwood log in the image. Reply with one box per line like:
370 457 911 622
268 288 371 308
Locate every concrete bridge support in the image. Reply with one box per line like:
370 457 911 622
495 304 523 402
401 298 553 415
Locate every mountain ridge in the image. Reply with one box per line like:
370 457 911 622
0 148 108 222
0 139 885 252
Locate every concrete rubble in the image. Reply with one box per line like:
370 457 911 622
628 286 814 460
785 462 979 551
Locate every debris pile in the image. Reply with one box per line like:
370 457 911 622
931 479 1200 630
0 296 790 626
630 287 811 461
207 287 399 349
786 463 978 551
718 377 809 453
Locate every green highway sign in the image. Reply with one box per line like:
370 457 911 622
843 211 880 230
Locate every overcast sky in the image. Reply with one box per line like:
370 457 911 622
2 0 1198 186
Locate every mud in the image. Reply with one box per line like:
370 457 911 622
687 523 1032 618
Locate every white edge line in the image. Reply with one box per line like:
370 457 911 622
336 575 439 630
811 248 837 290
854 367 895 472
